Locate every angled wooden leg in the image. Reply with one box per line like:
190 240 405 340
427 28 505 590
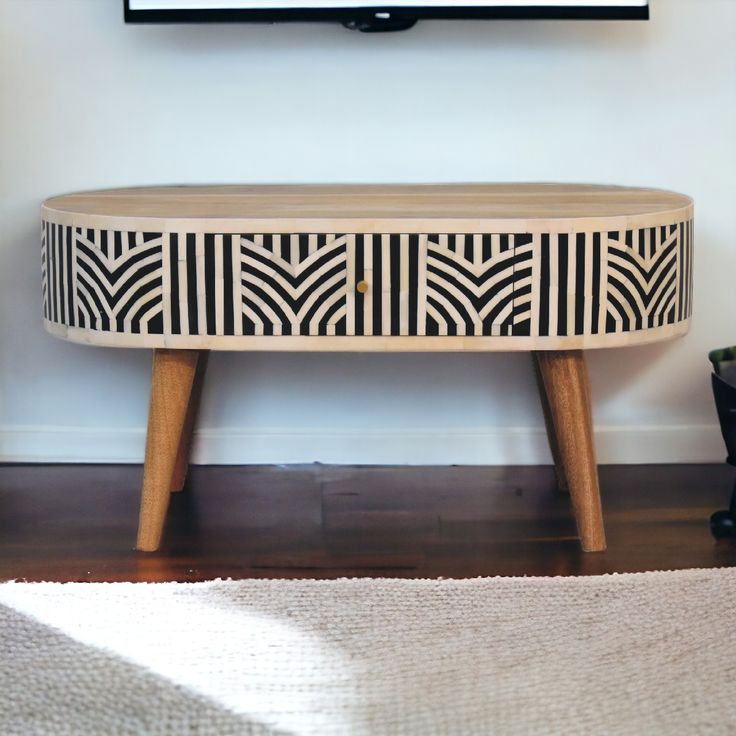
137 349 200 552
533 350 606 552
532 355 568 493
171 351 209 493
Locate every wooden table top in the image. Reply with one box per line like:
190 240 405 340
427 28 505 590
43 183 693 234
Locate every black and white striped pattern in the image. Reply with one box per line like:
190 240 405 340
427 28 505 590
163 233 349 337
42 222 693 339
533 223 692 337
239 234 349 336
605 222 693 333
422 234 532 336
42 223 164 334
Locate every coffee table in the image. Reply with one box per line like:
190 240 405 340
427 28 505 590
41 184 694 552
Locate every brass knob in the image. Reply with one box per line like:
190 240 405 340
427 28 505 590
356 280 369 294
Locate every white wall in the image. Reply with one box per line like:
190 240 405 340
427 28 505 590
0 0 733 465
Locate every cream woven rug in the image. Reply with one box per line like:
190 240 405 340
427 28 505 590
1 569 735 736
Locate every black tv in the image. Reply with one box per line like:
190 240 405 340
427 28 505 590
123 1 649 32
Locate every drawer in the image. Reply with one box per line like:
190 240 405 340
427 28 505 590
238 234 350 336
346 233 534 337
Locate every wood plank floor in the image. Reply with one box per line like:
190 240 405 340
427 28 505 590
1 464 735 582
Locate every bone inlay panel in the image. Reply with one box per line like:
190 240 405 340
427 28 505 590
41 223 693 341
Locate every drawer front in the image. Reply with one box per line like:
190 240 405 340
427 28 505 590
350 234 532 337
238 234 349 336
42 225 166 335
167 233 351 337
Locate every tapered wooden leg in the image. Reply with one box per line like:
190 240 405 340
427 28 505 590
533 350 606 552
532 355 568 493
170 351 209 493
137 349 200 552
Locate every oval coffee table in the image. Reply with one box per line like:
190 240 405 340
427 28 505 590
41 184 694 552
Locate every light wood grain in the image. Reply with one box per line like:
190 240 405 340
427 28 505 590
170 350 209 493
532 355 568 494
534 350 606 552
42 183 693 235
137 349 200 552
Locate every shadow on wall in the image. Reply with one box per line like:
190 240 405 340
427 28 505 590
129 10 652 55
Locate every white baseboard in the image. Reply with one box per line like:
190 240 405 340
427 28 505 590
0 424 725 465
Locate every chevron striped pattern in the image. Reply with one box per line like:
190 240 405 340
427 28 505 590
42 223 164 334
240 234 349 336
532 223 693 337
42 222 693 340
423 234 533 336
605 223 692 332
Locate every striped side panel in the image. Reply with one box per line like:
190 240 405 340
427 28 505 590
44 223 73 327
534 222 691 337
678 219 694 321
605 222 684 334
41 222 48 320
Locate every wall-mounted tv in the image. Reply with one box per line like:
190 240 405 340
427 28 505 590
124 1 649 32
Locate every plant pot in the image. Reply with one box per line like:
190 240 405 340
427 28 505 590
708 347 736 538
711 372 736 466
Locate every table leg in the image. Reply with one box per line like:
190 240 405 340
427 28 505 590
533 350 606 552
136 349 201 552
171 351 209 493
532 355 568 493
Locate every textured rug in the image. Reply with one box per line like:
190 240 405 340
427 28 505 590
1 569 735 736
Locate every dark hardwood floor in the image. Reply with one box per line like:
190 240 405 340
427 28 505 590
0 463 735 582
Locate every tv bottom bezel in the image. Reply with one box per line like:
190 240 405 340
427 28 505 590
123 6 649 24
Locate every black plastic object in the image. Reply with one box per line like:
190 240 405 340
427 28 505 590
342 14 418 32
122 2 649 31
709 346 736 539
712 372 736 466
711 508 736 540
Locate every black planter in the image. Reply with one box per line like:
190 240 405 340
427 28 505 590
708 347 736 538
712 373 736 466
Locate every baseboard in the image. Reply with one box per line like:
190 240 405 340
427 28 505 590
0 424 725 465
